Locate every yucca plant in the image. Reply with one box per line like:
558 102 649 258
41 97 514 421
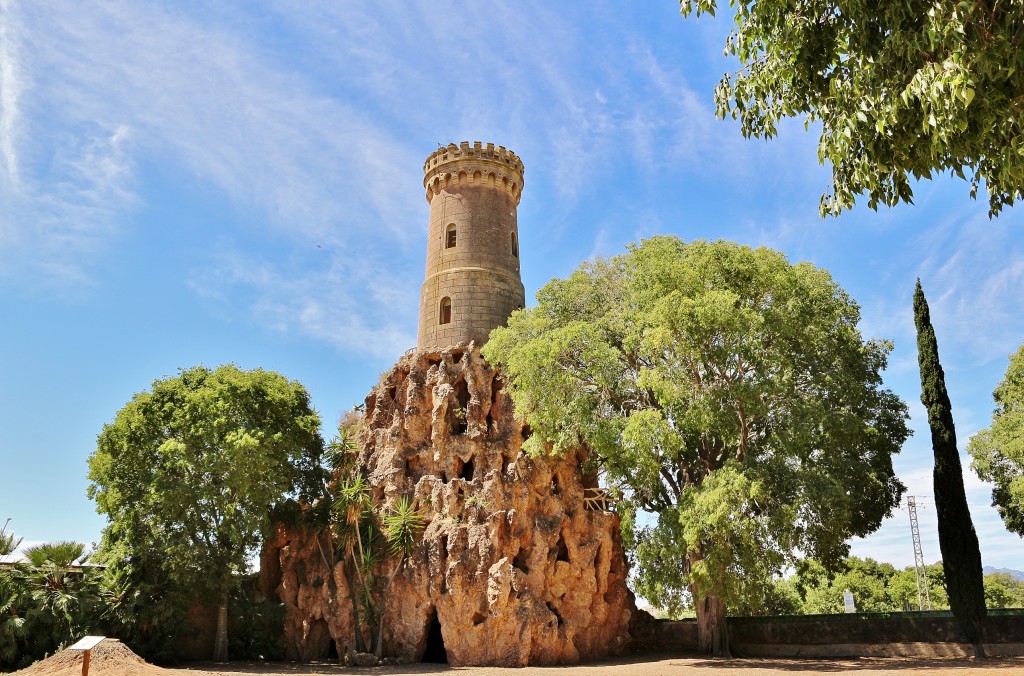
322 425 425 659
373 496 425 657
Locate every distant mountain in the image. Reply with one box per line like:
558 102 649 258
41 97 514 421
984 566 1024 581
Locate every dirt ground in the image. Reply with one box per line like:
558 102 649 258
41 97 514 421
16 643 1024 676
175 654 1024 676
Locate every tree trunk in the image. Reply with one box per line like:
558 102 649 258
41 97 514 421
342 559 367 654
213 589 229 662
694 589 730 657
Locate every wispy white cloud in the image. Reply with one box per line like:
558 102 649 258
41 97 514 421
0 120 135 288
1 0 743 355
1 0 428 332
13 0 1016 375
908 204 1024 365
0 0 21 186
190 244 418 358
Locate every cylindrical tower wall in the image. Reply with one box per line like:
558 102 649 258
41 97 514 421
417 142 526 352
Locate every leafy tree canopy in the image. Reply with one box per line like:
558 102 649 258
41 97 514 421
87 364 326 660
764 556 1024 615
679 0 1024 216
483 236 910 654
969 342 1024 536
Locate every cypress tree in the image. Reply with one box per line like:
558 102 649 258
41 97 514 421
913 280 987 657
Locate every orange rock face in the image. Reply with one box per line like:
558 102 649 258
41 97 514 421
264 345 639 666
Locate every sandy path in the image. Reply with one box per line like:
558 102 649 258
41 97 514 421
174 654 1024 676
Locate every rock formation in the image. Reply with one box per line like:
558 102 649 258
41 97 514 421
262 345 639 666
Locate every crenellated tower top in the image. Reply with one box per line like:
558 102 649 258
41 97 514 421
423 141 525 205
417 141 526 352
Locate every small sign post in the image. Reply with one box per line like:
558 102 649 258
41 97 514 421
68 636 105 676
843 589 856 614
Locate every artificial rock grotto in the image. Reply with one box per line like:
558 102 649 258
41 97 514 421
259 143 647 666
262 346 644 666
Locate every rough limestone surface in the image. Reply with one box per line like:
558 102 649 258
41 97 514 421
265 345 637 666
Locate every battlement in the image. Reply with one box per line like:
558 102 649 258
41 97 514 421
424 141 525 177
423 142 525 205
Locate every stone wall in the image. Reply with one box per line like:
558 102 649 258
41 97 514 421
263 345 641 666
654 610 1024 657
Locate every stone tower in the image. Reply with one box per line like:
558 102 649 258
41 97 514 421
417 142 526 352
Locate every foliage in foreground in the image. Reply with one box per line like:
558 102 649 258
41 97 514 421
969 341 1024 537
0 528 285 672
0 540 101 671
484 236 910 655
317 425 425 658
678 0 1024 216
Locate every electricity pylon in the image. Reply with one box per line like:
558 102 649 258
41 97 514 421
907 496 932 611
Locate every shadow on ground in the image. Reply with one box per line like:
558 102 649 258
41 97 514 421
679 656 1024 672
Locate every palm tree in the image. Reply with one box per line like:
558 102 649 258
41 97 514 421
0 570 27 669
0 520 21 557
19 542 99 657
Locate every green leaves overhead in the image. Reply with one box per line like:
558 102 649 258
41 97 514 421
680 0 1024 216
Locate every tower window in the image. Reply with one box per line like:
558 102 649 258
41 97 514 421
511 232 518 258
446 224 457 249
439 297 452 325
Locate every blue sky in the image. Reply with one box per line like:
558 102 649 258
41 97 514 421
1 1 1021 572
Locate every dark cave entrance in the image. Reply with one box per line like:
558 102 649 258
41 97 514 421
421 611 448 664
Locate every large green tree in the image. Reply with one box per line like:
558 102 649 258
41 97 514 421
969 342 1024 536
483 236 909 655
679 0 1024 216
88 365 326 661
913 281 987 656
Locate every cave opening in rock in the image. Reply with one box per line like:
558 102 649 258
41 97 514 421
422 611 448 664
326 639 338 660
521 424 532 442
513 547 531 575
555 532 570 562
460 456 475 481
486 375 502 435
450 377 470 435
454 376 471 408
546 601 565 627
